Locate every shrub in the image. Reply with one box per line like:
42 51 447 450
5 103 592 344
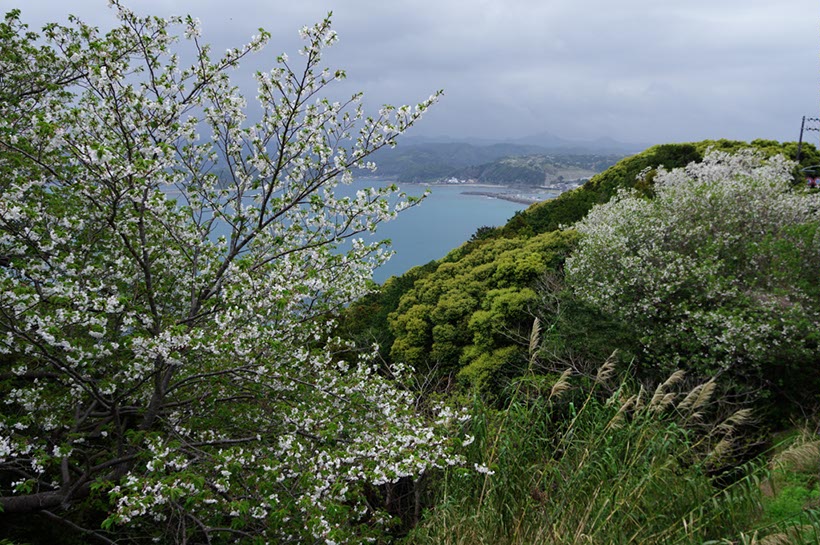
565 149 820 404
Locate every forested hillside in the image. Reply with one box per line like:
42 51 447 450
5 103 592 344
343 139 820 400
447 154 617 186
336 139 820 543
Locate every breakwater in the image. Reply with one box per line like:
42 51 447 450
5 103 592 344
461 190 543 205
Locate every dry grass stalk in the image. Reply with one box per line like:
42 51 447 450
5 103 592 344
709 437 733 464
678 378 716 412
651 391 677 412
705 409 754 468
595 351 617 384
549 368 573 401
716 409 753 436
606 394 636 430
758 533 789 545
773 439 820 474
692 379 716 410
760 528 814 545
528 317 541 360
663 369 686 388
633 384 645 411
649 370 685 409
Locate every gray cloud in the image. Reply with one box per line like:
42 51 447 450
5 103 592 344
6 0 818 146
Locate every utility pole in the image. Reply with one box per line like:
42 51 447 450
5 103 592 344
797 116 820 162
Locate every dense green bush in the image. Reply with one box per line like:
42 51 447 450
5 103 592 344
387 230 578 391
566 148 820 407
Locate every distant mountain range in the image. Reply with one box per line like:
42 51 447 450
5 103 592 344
507 132 646 154
400 131 646 154
360 133 636 184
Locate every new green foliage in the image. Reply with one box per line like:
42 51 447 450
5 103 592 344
387 230 578 391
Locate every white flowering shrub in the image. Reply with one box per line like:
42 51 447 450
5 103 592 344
565 149 820 392
0 4 466 543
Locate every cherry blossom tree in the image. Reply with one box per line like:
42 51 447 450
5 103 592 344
565 149 820 396
0 4 464 543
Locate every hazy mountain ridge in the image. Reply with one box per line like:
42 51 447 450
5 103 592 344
362 137 629 184
400 131 646 153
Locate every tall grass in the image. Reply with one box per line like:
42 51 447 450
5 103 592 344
404 321 820 544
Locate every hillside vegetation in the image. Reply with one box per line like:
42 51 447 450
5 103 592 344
339 139 820 543
344 139 820 400
447 154 617 186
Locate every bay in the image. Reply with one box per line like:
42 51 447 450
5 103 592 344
346 180 557 283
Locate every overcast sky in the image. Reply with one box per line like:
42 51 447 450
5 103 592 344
6 0 819 146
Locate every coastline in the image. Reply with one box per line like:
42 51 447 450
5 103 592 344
406 182 508 189
353 178 562 205
460 190 549 205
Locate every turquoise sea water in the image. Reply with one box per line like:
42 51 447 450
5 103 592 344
348 180 552 283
